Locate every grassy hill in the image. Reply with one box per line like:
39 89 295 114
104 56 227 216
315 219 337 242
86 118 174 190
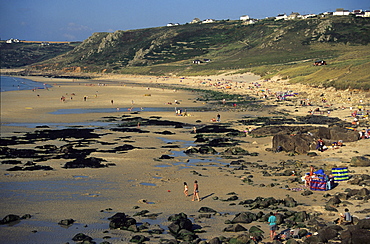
0 42 80 68
15 16 370 89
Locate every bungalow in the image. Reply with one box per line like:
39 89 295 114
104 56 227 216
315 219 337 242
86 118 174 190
302 14 317 19
6 38 20 43
333 8 350 16
287 12 301 20
193 60 203 64
240 15 250 21
167 23 179 27
202 19 215 23
275 14 287 20
190 18 201 24
365 11 370 17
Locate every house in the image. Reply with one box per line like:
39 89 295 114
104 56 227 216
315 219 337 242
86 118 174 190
202 19 215 23
302 14 317 19
287 12 301 19
333 8 350 16
240 15 250 21
365 11 370 17
275 14 287 20
6 38 20 43
352 10 365 17
193 60 202 64
167 23 179 27
190 18 201 24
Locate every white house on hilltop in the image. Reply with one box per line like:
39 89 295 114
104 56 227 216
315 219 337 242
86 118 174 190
6 38 20 43
333 8 350 16
240 15 250 21
202 19 215 23
275 14 288 20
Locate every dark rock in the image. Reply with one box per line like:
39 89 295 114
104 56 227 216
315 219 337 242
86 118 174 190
159 155 174 159
208 237 221 244
292 211 308 222
301 190 314 196
341 226 370 244
357 219 370 229
198 207 217 213
198 146 217 154
325 205 338 212
130 235 147 243
304 235 321 244
327 196 341 206
231 212 257 224
284 196 297 207
223 147 249 155
58 218 75 226
317 225 342 242
0 214 20 224
63 157 107 168
223 224 247 232
72 233 93 242
350 156 370 167
109 212 137 231
249 225 264 239
272 134 315 154
184 147 199 154
357 188 370 196
167 212 196 240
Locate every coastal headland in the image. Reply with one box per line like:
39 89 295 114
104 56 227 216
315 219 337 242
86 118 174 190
1 73 369 243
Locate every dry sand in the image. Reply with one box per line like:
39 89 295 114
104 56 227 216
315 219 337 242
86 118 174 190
0 73 369 243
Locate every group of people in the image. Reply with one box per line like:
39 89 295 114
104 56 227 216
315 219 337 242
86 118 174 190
183 180 200 201
267 209 352 241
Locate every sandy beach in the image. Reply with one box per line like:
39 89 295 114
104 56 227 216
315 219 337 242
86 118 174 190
1 73 369 243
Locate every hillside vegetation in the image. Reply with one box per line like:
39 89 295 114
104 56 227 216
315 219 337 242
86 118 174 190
0 42 79 68
23 16 370 89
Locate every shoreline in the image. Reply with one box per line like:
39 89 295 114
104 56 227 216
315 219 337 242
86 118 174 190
1 73 370 243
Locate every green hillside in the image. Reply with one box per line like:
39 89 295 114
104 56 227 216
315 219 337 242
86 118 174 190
23 16 370 89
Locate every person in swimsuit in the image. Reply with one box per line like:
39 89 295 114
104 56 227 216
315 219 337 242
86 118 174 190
192 180 200 201
183 182 188 197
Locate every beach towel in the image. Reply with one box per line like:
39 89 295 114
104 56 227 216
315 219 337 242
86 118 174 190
332 167 349 181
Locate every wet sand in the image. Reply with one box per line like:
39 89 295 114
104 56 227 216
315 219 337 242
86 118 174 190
0 73 369 243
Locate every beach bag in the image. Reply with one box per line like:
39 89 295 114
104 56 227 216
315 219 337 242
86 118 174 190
332 167 349 181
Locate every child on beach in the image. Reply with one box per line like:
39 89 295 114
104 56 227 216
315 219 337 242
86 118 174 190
184 182 188 197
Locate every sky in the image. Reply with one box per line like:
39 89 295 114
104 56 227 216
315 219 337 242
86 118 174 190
1 0 369 42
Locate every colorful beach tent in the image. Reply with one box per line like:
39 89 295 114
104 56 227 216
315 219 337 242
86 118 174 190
332 167 349 181
310 179 327 191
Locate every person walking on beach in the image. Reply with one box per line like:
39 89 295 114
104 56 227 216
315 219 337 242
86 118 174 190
216 113 221 122
192 180 200 201
183 182 188 197
268 212 277 240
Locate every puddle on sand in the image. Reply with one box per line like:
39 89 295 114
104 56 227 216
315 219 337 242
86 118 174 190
140 182 156 186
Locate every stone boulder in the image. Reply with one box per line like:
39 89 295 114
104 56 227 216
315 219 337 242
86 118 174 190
317 225 343 243
223 224 247 232
109 212 137 231
341 225 370 244
167 213 197 241
272 134 315 154
284 196 298 207
231 212 257 224
357 219 370 229
350 156 370 167
0 214 20 224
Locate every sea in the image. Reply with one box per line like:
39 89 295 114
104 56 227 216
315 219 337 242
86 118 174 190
0 76 52 92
